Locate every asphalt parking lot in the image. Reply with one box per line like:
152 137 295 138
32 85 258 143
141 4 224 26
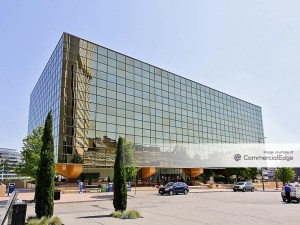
25 190 300 225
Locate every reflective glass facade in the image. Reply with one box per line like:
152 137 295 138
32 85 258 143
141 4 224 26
28 33 264 168
28 36 63 161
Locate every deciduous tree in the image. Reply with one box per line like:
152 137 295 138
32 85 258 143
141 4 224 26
15 126 43 179
70 153 84 164
224 168 258 181
274 168 296 184
124 140 138 181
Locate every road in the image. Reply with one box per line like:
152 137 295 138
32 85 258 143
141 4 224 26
24 190 299 225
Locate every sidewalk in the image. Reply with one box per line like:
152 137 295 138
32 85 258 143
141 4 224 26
0 186 280 206
0 187 225 204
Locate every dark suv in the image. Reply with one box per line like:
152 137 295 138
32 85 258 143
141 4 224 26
158 182 189 195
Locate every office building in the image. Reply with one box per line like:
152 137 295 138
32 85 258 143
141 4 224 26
28 33 264 180
0 148 21 180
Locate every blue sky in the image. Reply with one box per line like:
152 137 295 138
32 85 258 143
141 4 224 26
1 1 299 151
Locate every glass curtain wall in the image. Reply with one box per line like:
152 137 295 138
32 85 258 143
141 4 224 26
28 36 63 161
29 33 264 167
58 33 264 167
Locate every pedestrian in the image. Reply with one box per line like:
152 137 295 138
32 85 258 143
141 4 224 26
285 182 291 203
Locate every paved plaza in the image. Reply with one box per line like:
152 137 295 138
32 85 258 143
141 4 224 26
3 188 299 225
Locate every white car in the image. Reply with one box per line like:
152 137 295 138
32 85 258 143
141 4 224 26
290 187 300 203
281 184 300 203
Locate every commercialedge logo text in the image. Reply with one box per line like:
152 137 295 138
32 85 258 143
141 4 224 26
244 155 293 161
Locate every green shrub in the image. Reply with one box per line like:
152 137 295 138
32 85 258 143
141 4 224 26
111 211 123 218
27 218 41 225
48 216 62 225
27 216 48 225
26 216 63 225
121 210 141 219
39 217 49 225
111 209 142 219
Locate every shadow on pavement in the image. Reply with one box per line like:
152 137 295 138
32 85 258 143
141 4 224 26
23 199 35 203
90 195 113 200
78 215 111 219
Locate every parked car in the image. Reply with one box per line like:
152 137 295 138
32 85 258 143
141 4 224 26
281 184 300 202
158 182 189 195
290 187 300 203
233 182 254 192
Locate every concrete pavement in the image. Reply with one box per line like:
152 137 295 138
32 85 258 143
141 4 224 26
0 187 234 204
0 188 287 225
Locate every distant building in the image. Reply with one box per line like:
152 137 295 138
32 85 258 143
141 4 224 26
0 148 21 180
293 168 300 182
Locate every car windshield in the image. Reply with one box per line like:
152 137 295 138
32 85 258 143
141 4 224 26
164 182 175 188
236 182 245 185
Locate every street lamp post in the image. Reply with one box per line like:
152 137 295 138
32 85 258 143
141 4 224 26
258 137 267 191
1 160 3 181
274 168 279 190
260 167 265 191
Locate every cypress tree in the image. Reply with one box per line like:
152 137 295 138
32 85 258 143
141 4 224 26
113 137 127 211
35 111 55 218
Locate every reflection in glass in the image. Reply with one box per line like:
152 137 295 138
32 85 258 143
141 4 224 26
29 33 265 169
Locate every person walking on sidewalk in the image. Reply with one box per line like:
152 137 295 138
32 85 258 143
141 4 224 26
285 183 291 203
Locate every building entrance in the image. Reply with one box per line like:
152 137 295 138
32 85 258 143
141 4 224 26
152 168 185 185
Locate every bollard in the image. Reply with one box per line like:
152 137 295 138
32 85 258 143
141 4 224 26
128 182 131 192
79 182 84 193
54 190 61 200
